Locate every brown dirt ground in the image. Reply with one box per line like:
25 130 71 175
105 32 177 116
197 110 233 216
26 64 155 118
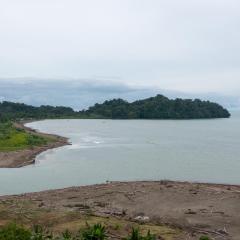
1 181 239 240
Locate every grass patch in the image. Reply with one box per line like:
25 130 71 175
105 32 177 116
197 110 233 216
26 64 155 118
0 122 51 151
52 215 181 240
0 201 183 240
0 222 183 240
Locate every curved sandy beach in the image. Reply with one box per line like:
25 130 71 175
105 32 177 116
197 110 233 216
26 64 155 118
0 121 70 168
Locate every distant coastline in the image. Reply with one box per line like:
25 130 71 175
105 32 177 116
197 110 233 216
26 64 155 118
0 94 232 168
0 94 231 121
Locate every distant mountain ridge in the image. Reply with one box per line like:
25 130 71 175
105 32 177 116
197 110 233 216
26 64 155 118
0 94 230 121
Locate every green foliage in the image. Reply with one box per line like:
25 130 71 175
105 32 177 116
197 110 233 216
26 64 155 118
124 228 156 240
0 224 160 240
0 122 48 151
0 223 32 240
60 230 73 240
82 95 231 119
81 223 106 240
0 101 76 121
0 95 230 121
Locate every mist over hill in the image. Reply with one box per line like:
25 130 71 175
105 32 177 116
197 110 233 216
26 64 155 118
0 79 239 111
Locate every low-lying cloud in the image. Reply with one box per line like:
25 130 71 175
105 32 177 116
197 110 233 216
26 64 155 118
0 79 239 110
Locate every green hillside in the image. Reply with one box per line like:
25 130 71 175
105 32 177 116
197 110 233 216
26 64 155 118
0 95 230 121
81 95 230 119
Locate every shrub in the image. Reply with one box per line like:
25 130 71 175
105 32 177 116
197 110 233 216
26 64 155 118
0 223 157 240
0 223 31 240
81 223 106 240
60 229 73 240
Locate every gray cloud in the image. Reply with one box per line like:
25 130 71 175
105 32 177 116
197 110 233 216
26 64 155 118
0 79 239 110
0 0 240 94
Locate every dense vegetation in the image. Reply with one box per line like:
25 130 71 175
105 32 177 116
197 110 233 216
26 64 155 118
0 95 230 121
82 95 230 119
0 101 76 121
0 223 210 240
0 223 155 240
0 122 49 151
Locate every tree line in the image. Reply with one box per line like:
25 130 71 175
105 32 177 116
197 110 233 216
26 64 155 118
0 95 230 122
81 95 230 119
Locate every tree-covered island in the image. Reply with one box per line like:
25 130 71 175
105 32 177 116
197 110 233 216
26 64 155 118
0 95 230 121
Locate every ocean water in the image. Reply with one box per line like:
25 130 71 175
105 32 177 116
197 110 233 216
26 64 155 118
0 112 239 195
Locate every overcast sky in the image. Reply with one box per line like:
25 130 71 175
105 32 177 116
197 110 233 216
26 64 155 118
0 0 240 95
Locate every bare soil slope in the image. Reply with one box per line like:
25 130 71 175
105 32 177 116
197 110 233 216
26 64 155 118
1 181 239 239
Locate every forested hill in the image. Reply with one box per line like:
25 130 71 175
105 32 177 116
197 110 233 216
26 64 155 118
80 95 231 119
0 95 230 121
0 102 76 121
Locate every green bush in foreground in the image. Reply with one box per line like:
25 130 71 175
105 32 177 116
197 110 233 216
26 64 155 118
0 224 155 240
0 223 107 240
0 223 211 240
0 223 31 240
81 223 106 240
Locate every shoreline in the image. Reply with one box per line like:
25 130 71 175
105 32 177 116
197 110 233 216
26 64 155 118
0 120 70 168
1 180 239 239
0 120 240 238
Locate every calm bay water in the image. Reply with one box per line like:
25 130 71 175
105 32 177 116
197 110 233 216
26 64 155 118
0 112 240 195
